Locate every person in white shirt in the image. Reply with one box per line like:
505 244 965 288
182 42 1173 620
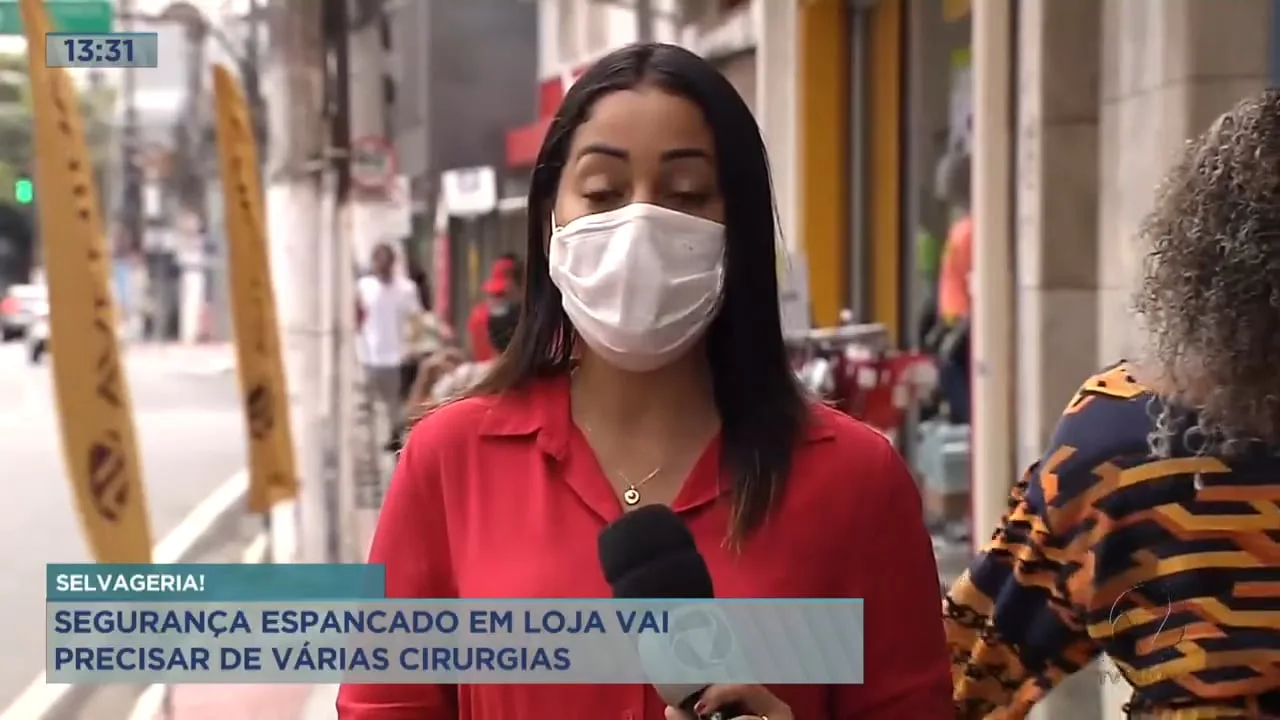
356 243 423 451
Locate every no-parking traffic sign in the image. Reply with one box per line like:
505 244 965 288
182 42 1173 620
351 136 397 192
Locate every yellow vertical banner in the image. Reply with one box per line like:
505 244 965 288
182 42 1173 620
212 65 299 513
20 0 152 561
943 0 971 23
797 0 849 328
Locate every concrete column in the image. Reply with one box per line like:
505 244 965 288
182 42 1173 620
1015 2 1101 504
348 23 391 267
1097 0 1272 362
345 21 392 561
970 0 1015 557
265 0 328 563
1016 1 1103 717
755 0 798 251
756 0 806 329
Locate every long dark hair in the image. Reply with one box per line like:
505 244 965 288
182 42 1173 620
469 43 808 540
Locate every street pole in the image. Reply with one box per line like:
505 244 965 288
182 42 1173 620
119 0 145 295
635 0 655 42
266 0 329 563
320 0 352 564
176 19 208 346
243 0 266 166
327 0 351 206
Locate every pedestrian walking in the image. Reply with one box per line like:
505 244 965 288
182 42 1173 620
355 243 423 452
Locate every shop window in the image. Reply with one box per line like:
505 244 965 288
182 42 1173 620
900 0 973 583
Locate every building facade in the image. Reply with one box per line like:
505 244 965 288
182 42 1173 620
376 0 537 329
784 0 1276 717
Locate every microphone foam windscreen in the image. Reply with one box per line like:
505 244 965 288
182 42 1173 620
597 505 715 599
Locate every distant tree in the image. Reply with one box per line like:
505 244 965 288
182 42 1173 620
0 53 116 207
0 53 31 201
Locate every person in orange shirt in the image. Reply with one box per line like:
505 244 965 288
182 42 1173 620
934 150 971 423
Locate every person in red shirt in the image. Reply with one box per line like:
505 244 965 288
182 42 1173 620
338 42 951 720
466 255 523 361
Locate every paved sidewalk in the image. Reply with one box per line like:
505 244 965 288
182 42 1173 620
123 342 236 376
302 684 339 719
149 684 314 719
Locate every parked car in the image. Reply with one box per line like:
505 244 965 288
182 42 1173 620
26 298 132 365
0 283 46 341
26 301 48 364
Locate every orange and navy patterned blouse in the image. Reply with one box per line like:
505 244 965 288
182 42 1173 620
945 363 1280 719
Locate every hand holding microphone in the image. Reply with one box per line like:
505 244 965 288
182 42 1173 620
662 683 794 720
599 506 784 720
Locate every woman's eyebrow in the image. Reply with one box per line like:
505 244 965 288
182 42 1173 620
575 142 629 161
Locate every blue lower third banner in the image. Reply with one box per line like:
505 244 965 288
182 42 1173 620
45 564 865 685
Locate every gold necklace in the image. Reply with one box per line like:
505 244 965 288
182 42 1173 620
619 467 662 506
580 420 663 506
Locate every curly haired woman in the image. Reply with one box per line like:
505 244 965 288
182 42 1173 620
945 90 1280 718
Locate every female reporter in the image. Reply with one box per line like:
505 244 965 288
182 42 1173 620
946 91 1280 718
339 42 951 720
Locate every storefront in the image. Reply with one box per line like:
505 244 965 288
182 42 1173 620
795 0 972 342
900 0 971 350
797 0 973 568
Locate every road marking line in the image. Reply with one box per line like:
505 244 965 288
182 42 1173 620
153 471 248 565
0 470 249 720
243 531 269 565
270 499 298 563
125 529 270 720
125 683 165 720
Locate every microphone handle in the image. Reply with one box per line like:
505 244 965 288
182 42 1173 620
677 692 749 719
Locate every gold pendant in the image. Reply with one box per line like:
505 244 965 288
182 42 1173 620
623 487 641 506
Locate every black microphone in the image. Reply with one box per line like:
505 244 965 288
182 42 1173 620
598 505 748 720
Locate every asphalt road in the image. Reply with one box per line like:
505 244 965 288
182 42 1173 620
0 340 246 709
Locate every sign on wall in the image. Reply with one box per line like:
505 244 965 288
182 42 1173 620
441 166 497 218
351 136 397 193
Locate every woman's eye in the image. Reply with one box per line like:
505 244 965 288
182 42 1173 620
583 189 621 204
671 191 710 206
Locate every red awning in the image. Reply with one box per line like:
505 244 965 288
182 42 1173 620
505 116 554 169
505 65 592 169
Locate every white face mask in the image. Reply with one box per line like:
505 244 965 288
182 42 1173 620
548 202 725 372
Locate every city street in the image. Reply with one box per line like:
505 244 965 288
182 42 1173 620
0 340 246 709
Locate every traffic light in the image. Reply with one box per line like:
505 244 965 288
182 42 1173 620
14 178 32 205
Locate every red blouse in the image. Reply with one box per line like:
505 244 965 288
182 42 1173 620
337 376 951 719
